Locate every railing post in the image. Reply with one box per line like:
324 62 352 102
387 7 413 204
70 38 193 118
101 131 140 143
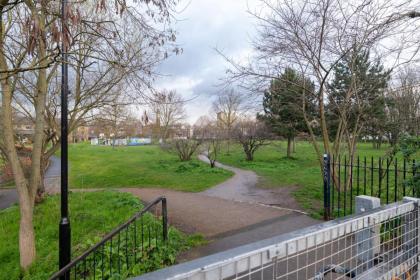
403 197 420 267
323 154 331 220
355 195 380 274
162 197 168 242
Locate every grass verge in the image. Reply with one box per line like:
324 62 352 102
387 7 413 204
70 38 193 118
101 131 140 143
68 144 233 192
0 191 203 280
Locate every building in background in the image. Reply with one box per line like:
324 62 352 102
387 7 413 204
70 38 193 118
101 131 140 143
13 116 35 143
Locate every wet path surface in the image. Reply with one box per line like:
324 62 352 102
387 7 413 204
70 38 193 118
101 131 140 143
198 155 304 212
122 188 292 238
44 156 61 194
0 188 18 210
0 156 61 210
122 186 319 262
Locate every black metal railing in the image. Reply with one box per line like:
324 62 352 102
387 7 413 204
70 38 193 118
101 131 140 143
323 154 418 219
49 196 168 280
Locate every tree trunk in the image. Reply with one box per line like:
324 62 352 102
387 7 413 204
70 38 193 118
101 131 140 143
226 128 231 155
19 192 36 269
287 136 292 158
1 73 37 269
244 145 254 161
226 138 230 155
30 10 48 203
246 152 253 161
292 137 296 153
36 157 48 202
0 3 49 269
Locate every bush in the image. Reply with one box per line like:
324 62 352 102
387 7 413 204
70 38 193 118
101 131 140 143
162 139 202 161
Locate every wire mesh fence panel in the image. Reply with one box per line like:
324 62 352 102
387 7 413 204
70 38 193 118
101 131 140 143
137 199 419 280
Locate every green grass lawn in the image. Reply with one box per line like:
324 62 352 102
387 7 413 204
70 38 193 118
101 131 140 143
68 144 233 192
0 191 202 280
218 141 412 218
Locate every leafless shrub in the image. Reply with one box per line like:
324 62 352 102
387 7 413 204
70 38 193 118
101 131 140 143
165 139 202 162
233 119 271 161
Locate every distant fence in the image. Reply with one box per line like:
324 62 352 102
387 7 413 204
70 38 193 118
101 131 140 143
49 197 168 280
323 154 418 219
90 137 152 146
134 197 419 280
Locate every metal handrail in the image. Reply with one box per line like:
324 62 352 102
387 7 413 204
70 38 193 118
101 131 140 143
49 196 168 280
133 199 418 280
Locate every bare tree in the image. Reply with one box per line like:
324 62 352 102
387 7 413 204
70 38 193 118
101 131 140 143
167 139 202 161
12 0 177 197
96 103 129 146
221 0 420 173
193 115 213 138
197 121 223 168
233 119 271 161
385 68 420 144
212 88 243 154
149 89 186 141
0 0 178 270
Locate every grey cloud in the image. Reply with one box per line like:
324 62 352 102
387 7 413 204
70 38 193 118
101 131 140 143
155 0 259 123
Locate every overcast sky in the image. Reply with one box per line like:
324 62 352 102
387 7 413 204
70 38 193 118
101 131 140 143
155 0 260 124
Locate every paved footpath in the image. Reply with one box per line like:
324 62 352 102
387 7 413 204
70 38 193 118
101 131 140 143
122 188 293 237
198 155 305 212
123 158 319 261
0 188 18 210
0 156 61 210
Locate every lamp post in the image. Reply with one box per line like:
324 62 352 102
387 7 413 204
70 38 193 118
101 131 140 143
59 0 71 273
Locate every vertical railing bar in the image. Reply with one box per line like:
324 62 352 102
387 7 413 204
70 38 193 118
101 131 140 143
148 225 151 249
101 243 104 280
109 237 112 277
413 159 417 197
363 156 367 195
134 219 137 263
118 232 121 275
403 158 407 196
344 155 347 216
338 155 341 217
350 156 353 212
323 154 331 220
93 250 96 280
386 157 389 204
332 154 335 217
379 157 382 201
83 258 86 280
125 227 129 269
357 156 360 196
162 197 168 243
141 216 144 255
371 156 374 197
394 158 398 202
155 217 158 248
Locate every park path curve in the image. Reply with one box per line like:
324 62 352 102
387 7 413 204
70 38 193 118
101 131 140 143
198 155 304 212
122 188 292 237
